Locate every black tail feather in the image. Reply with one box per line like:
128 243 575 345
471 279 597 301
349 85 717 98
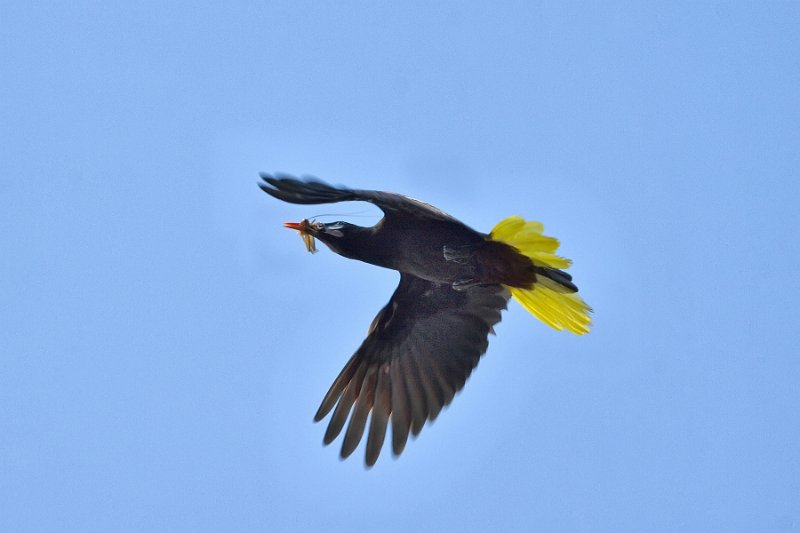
535 266 578 292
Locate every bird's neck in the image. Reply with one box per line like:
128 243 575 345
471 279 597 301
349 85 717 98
325 225 391 266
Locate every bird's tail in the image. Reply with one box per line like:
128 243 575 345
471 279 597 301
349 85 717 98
489 215 592 335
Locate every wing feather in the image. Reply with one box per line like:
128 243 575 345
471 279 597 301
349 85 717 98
323 363 366 445
341 366 376 458
314 352 360 422
259 173 468 226
314 273 509 466
402 353 429 436
389 361 412 456
365 365 391 466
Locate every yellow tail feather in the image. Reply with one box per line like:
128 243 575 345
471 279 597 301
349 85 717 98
490 215 592 335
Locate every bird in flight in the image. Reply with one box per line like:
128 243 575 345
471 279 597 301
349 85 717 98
260 174 592 466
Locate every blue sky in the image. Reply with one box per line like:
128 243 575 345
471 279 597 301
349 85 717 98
2 2 798 531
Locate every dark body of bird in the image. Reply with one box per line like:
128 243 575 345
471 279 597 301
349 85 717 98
260 174 590 466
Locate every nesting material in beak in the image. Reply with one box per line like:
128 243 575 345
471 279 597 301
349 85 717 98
283 219 318 253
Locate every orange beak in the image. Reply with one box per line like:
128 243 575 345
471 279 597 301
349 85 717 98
283 221 305 231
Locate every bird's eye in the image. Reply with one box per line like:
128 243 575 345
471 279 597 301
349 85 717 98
324 222 346 237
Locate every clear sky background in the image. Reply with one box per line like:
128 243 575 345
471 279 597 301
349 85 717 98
2 2 798 532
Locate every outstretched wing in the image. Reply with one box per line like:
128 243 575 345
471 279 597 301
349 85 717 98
259 173 462 224
315 273 509 466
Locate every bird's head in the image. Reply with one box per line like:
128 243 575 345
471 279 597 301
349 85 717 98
283 219 365 256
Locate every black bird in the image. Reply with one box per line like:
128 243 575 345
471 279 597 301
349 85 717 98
260 174 591 466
